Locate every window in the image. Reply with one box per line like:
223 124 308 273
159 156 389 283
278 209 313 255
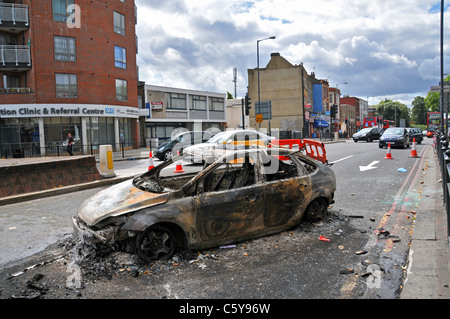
55 73 77 98
168 93 186 109
116 79 128 101
210 97 224 111
191 95 206 110
114 46 126 69
113 11 125 35
2 74 20 88
54 36 76 62
53 0 74 22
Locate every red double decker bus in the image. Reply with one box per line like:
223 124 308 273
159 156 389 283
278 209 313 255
427 112 440 138
363 117 381 128
383 120 394 129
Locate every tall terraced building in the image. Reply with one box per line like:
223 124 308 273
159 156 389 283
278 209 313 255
0 0 139 157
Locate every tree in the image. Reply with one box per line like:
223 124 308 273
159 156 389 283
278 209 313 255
227 91 234 99
425 75 450 112
411 96 427 125
425 91 440 112
375 99 410 127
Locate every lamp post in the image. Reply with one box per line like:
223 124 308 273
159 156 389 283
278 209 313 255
257 36 276 132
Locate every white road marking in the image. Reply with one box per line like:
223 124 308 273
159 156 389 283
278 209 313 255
330 155 354 164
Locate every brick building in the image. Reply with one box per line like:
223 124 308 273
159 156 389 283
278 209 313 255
0 0 139 157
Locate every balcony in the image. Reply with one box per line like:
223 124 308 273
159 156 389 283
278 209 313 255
0 87 31 93
0 45 32 71
0 3 29 33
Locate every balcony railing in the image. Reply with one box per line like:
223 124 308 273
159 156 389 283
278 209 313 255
0 45 31 69
0 3 29 27
0 87 31 93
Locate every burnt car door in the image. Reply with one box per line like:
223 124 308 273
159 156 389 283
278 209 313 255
261 151 312 228
192 151 265 245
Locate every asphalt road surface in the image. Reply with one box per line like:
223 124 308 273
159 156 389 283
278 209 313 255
0 138 433 301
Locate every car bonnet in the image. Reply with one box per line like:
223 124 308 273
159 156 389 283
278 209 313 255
77 180 169 227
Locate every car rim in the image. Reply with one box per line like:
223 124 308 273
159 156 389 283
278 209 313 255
137 226 175 261
306 198 327 224
164 151 172 161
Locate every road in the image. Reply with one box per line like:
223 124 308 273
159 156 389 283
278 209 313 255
0 137 433 300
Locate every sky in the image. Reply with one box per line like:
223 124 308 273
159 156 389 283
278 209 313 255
135 0 450 107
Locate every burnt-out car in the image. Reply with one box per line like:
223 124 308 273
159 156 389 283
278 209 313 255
72 148 336 261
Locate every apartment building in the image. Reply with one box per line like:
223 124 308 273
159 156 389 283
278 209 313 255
247 52 336 138
0 0 139 157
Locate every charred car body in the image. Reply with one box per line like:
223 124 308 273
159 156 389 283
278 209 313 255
73 148 336 261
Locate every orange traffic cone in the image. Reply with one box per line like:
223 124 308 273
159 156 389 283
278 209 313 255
385 143 394 159
148 149 155 171
173 150 185 173
409 138 420 158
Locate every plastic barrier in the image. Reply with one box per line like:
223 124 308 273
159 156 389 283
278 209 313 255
303 139 328 164
270 139 328 164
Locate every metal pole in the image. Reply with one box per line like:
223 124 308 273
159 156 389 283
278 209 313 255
440 0 445 138
241 98 245 129
257 41 261 129
256 36 276 131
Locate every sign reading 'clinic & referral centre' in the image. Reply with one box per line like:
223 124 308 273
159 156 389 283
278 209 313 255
0 104 139 119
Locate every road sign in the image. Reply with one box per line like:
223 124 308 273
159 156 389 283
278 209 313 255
256 114 263 123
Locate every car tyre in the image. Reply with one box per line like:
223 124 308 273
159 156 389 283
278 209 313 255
163 150 172 161
367 137 372 142
136 225 176 261
305 198 328 224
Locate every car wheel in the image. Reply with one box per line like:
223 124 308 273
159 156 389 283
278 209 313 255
305 198 328 224
163 150 172 161
367 137 372 142
136 225 176 261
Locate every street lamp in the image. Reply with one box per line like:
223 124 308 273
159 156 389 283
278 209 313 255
257 36 276 132
336 82 347 90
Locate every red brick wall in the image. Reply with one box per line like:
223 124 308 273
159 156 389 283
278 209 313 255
1 0 137 108
0 156 102 197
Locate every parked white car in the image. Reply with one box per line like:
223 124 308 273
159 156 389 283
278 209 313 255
183 130 275 164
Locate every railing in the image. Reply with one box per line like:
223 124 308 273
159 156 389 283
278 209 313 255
0 45 31 67
0 3 29 26
0 142 150 161
434 131 450 236
0 87 31 93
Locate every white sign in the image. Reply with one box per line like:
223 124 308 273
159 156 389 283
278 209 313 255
0 104 139 119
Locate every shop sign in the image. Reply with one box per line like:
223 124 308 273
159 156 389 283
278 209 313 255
166 111 188 119
0 104 139 119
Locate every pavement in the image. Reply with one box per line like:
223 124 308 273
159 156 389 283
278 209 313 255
0 138 449 299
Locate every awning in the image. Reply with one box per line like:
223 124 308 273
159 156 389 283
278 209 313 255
313 120 329 128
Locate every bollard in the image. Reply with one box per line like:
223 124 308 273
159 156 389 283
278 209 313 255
99 145 116 178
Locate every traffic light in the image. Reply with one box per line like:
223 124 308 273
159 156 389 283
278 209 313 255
331 105 337 119
245 93 252 116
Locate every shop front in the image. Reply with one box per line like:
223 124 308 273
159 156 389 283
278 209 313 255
0 104 139 158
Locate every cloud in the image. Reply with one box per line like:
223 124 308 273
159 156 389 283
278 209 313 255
135 0 450 106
